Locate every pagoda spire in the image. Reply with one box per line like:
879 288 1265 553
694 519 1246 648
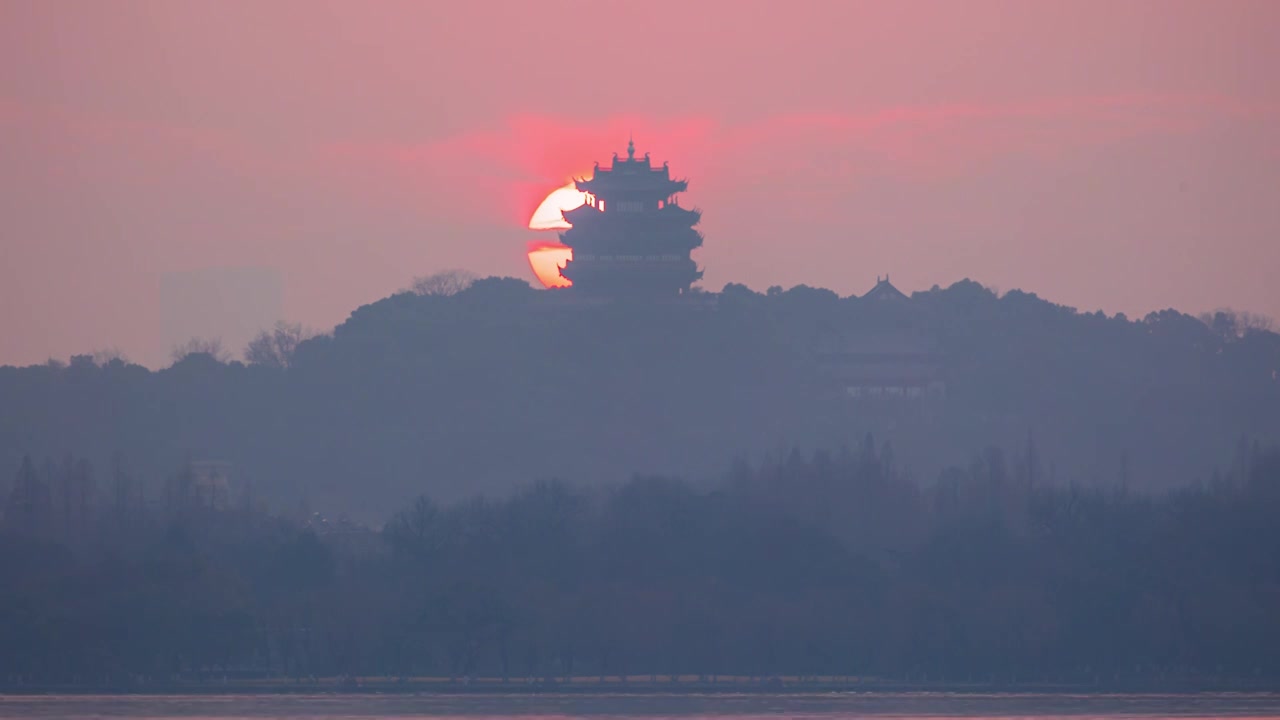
627 134 635 160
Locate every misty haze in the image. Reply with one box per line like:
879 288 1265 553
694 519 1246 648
2 2 1279 720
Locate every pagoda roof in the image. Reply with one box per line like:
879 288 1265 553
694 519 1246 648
660 203 701 223
861 275 909 302
577 169 686 194
575 141 688 194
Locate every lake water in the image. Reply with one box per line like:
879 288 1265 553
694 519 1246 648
1 693 1278 719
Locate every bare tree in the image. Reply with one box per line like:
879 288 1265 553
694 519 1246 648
171 337 230 364
1237 311 1274 334
244 321 316 368
410 269 478 297
1198 308 1276 340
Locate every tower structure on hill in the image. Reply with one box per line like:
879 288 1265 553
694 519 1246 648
559 139 703 294
863 274 909 302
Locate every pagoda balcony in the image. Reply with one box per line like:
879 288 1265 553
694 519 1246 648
561 204 699 226
559 226 703 253
561 257 703 292
564 253 697 264
601 205 699 224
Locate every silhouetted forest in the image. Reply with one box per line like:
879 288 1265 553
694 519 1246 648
3 275 1279 685
1 277 1276 519
2 443 1279 684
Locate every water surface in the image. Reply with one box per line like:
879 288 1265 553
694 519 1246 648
2 692 1279 719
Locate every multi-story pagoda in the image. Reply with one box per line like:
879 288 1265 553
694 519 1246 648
559 139 703 294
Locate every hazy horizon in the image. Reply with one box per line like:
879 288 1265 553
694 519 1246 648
3 0 1278 368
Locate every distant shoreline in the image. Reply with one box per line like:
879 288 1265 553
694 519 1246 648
3 677 1280 696
3 687 1280 720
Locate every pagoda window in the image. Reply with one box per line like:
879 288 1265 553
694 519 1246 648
658 200 664 209
599 199 605 211
618 200 643 213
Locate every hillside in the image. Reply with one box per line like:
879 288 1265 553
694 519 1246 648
2 278 1277 520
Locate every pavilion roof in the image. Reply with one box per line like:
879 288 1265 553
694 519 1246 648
861 276 909 302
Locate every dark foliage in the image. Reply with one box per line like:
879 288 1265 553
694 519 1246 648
2 447 1279 683
1 279 1276 520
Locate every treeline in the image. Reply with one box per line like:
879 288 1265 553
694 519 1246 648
1 277 1277 518
3 443 1279 684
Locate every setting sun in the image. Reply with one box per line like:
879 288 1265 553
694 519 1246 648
526 240 573 288
528 183 587 230
526 181 584 287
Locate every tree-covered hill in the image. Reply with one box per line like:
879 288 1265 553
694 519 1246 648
2 277 1277 519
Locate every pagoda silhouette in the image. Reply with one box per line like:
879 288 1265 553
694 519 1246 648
559 139 703 294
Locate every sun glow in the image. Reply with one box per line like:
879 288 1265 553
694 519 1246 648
528 183 587 230
527 240 573 288
525 181 585 287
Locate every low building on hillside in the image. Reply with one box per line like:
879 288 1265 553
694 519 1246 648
815 330 945 400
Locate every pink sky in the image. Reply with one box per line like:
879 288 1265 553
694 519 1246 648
1 0 1278 367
